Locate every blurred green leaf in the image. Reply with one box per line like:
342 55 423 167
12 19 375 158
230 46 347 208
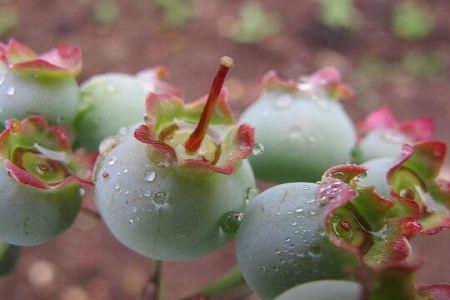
392 2 434 40
0 6 17 37
231 0 282 44
401 51 445 78
319 0 363 30
93 0 120 26
153 0 193 29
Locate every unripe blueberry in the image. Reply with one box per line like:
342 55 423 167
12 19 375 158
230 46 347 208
355 106 434 163
274 280 362 300
241 68 356 183
95 57 257 260
74 67 178 151
236 183 357 300
0 40 81 127
0 116 96 245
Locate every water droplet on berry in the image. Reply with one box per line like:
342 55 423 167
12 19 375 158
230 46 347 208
6 86 15 96
108 157 116 165
153 192 167 204
315 99 330 111
381 129 406 144
118 127 127 135
252 143 264 156
106 83 117 93
274 95 293 109
220 211 243 234
79 188 85 197
144 170 156 182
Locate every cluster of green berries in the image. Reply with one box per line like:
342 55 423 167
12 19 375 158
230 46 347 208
0 40 448 300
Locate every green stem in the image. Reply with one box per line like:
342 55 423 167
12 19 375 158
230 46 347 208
142 260 163 300
183 266 252 299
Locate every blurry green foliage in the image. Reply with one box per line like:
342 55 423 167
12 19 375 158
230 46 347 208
93 0 120 26
392 1 434 40
153 0 193 29
319 0 363 30
0 6 17 37
401 51 445 78
230 1 282 44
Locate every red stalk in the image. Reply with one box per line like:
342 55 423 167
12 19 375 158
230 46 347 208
184 56 233 153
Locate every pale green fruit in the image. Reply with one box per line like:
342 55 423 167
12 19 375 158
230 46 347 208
357 129 410 163
236 183 356 300
95 134 256 260
0 165 82 246
241 91 356 183
74 73 147 151
0 64 79 126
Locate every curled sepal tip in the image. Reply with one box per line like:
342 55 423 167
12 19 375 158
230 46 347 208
320 165 420 268
387 142 450 234
262 67 354 101
0 39 81 79
135 57 255 175
358 106 435 142
0 115 96 245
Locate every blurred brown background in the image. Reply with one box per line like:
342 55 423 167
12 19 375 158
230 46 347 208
0 0 449 299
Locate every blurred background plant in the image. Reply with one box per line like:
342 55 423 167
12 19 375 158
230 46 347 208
152 0 193 29
93 0 120 26
318 0 363 30
223 0 282 44
392 1 435 40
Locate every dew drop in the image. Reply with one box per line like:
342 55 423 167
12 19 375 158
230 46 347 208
274 95 293 109
315 99 330 111
79 188 85 197
108 157 116 165
114 182 120 190
118 127 127 135
6 86 15 96
123 168 129 174
309 211 317 216
144 170 156 182
252 143 265 156
106 83 117 93
308 135 316 143
381 129 406 144
154 192 167 204
219 211 243 234
295 208 303 213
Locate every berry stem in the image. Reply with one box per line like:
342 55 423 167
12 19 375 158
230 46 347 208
184 56 233 153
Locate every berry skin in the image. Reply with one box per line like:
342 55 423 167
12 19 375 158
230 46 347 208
355 106 434 163
0 243 20 276
74 67 178 151
240 68 356 183
0 40 81 127
0 116 96 246
95 57 257 260
236 183 356 300
274 280 362 300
